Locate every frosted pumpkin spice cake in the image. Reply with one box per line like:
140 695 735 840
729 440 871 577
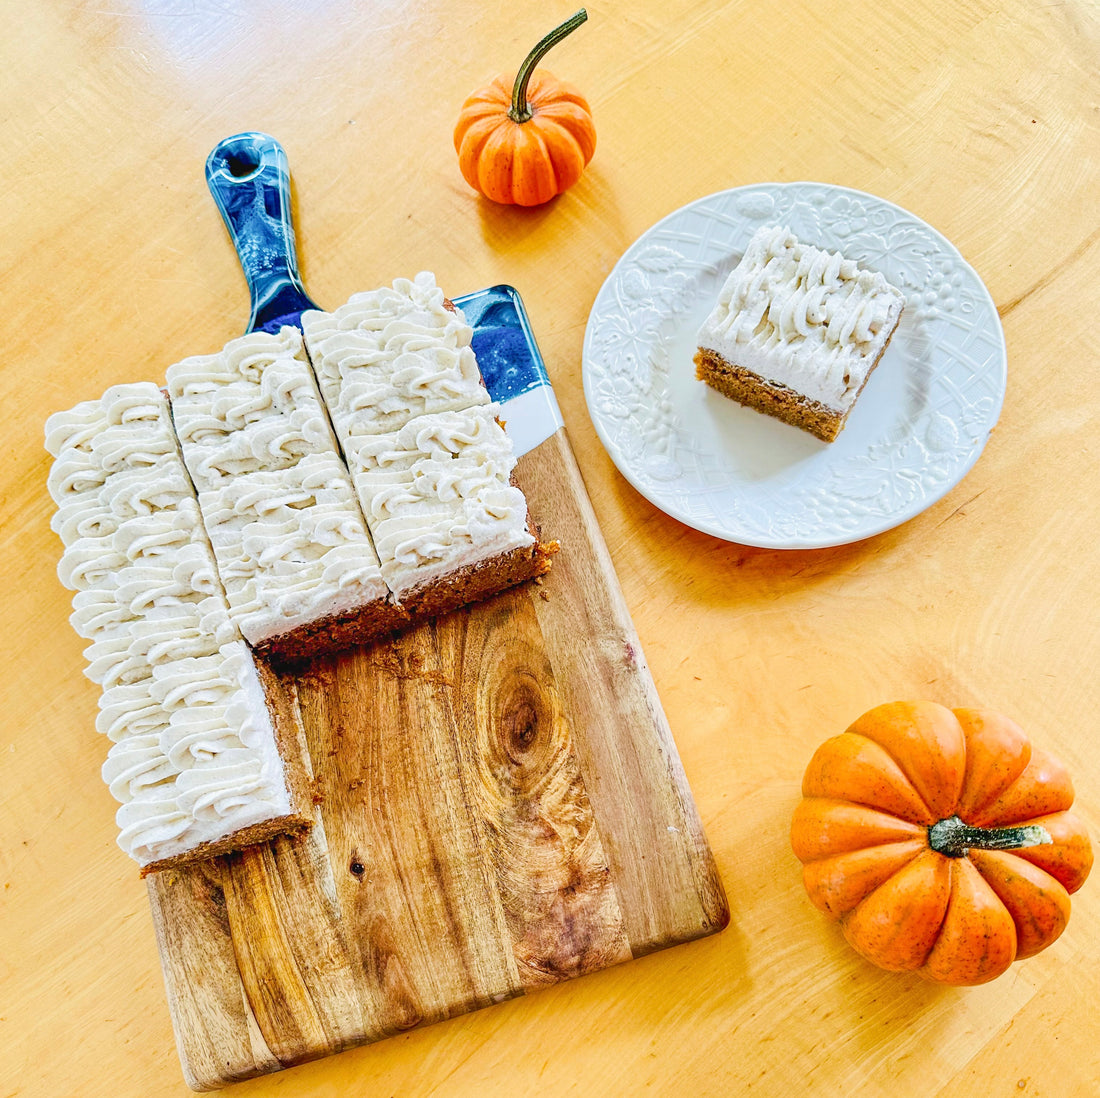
694 225 905 442
347 402 550 618
46 273 556 872
45 383 313 875
301 272 556 617
166 325 406 666
168 274 553 667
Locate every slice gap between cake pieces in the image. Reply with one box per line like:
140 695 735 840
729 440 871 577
165 325 404 669
168 274 557 670
694 225 906 443
299 273 558 628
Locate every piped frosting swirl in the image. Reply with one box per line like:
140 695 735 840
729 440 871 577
302 272 490 441
302 274 530 599
697 225 906 410
167 326 389 645
348 403 534 596
45 382 292 867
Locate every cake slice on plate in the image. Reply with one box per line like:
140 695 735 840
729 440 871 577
694 225 905 442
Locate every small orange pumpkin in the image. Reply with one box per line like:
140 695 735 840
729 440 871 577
791 701 1092 985
454 10 596 206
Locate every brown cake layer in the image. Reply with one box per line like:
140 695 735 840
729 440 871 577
138 814 313 877
255 537 558 668
138 656 315 876
255 593 412 670
694 350 846 442
256 472 557 667
397 536 559 620
694 321 900 443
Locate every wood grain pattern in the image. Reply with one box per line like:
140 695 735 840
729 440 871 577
437 585 632 986
521 431 730 953
146 426 727 1090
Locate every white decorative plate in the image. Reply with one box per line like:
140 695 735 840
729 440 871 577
582 183 1007 548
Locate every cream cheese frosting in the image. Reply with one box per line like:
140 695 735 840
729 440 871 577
102 641 289 866
167 326 390 645
302 274 530 599
348 404 534 597
46 273 550 869
697 225 906 411
45 382 294 868
167 327 341 487
301 272 490 442
197 453 390 643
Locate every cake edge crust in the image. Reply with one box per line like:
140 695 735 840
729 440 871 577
397 533 559 621
253 594 411 670
260 531 559 673
693 317 901 443
137 655 315 877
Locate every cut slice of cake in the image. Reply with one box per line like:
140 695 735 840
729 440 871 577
694 225 905 442
302 273 556 617
301 271 491 444
45 383 313 874
348 403 556 618
166 326 405 665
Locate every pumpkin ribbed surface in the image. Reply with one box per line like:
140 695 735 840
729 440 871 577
791 701 1092 985
454 70 595 207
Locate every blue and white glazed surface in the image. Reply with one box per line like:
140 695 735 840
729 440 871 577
207 133 562 459
206 132 321 335
455 285 564 458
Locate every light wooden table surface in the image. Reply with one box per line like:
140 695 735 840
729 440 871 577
5 2 1099 1095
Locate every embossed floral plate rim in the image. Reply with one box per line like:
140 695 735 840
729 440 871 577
581 182 1007 549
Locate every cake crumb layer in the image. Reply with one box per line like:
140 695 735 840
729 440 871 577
398 530 558 620
694 349 845 442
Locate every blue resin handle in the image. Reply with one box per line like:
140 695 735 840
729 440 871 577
205 132 320 334
204 133 561 455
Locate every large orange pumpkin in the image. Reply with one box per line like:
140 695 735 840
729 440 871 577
454 10 596 206
791 701 1092 985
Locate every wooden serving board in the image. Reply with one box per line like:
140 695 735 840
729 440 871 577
146 424 729 1090
144 141 728 1089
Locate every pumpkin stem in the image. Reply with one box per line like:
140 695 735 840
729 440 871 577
928 815 1052 858
508 9 588 124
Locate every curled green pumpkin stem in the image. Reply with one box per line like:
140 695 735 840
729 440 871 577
928 814 1052 858
509 9 588 124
